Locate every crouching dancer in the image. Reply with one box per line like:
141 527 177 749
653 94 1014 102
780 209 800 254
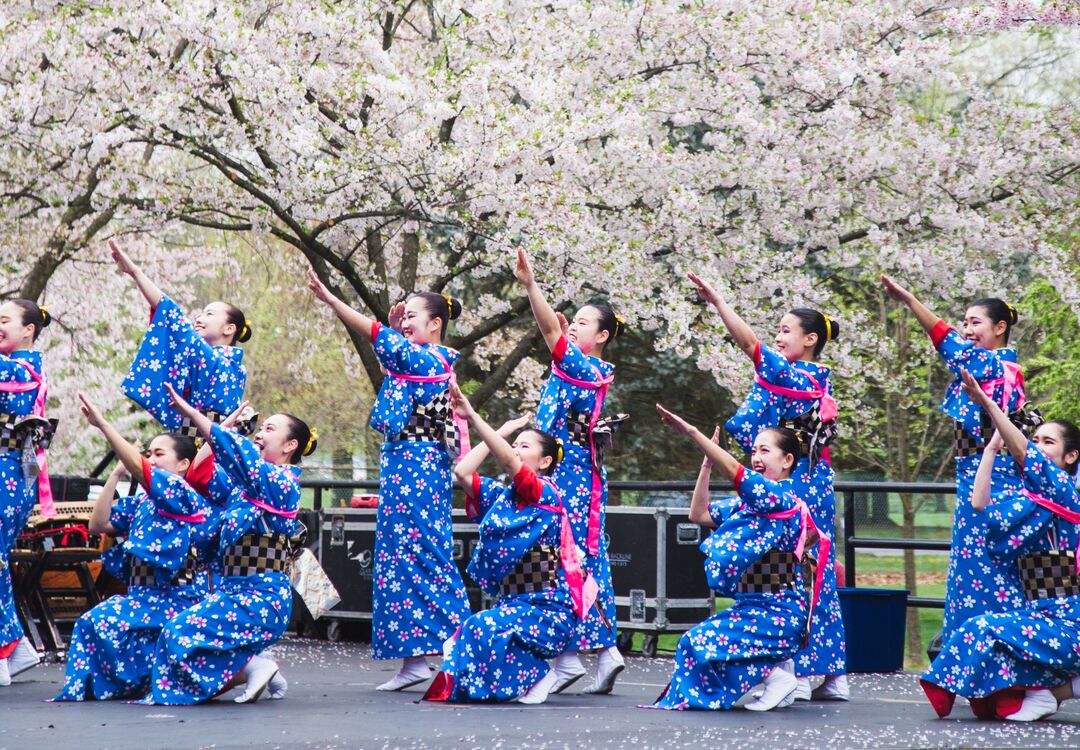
648 407 828 712
423 384 597 704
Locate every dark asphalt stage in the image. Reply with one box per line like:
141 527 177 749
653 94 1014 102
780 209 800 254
2 637 1080 749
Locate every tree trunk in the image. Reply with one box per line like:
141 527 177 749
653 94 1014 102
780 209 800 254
901 494 923 662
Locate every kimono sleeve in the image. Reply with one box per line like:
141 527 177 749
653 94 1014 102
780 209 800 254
932 324 1004 382
734 466 797 515
108 492 143 536
984 491 1052 561
707 496 741 526
145 464 202 517
208 424 301 515
552 336 601 382
465 474 506 522
1021 443 1080 510
121 294 220 429
372 323 449 376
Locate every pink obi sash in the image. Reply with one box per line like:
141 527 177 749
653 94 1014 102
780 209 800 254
756 495 831 645
241 491 299 519
384 348 470 456
532 478 600 621
978 360 1027 411
753 370 838 423
0 359 56 517
550 362 615 556
1022 489 1080 574
157 508 207 524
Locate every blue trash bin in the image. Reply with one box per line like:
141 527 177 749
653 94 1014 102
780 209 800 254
837 587 909 672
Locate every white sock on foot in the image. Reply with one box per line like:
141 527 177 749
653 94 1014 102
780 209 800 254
8 637 40 678
811 673 850 701
793 677 812 701
745 667 799 711
0 658 10 687
1005 689 1058 722
234 655 279 704
376 656 433 692
551 651 587 694
267 670 288 700
518 669 559 705
583 646 625 695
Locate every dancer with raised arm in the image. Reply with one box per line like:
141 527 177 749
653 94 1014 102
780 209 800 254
0 300 55 685
54 395 207 701
306 270 470 691
882 276 1033 635
921 370 1080 722
648 406 828 712
514 247 624 695
423 385 596 704
690 271 847 700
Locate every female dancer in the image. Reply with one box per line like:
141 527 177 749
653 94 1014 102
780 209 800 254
0 300 54 685
882 277 1030 634
514 247 623 694
649 407 827 711
424 385 593 704
143 384 312 704
54 395 207 700
110 240 250 433
689 272 846 700
306 270 470 691
921 370 1080 721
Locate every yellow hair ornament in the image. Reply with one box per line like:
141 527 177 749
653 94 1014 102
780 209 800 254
443 294 454 311
304 427 319 456
554 437 564 463
822 314 833 341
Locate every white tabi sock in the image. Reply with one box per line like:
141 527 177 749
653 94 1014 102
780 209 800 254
551 651 587 694
0 658 10 687
1005 689 1058 722
234 655 280 704
582 646 625 695
811 673 850 701
8 637 40 678
376 656 433 692
518 669 559 705
745 667 799 711
267 670 288 700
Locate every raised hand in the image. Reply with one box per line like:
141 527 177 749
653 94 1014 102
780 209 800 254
388 301 406 332
688 271 722 308
514 246 535 286
702 426 720 465
109 239 139 277
306 268 339 307
497 414 532 437
555 311 569 335
959 369 992 408
163 382 198 419
448 382 475 420
880 274 913 304
77 392 107 430
221 400 253 431
656 403 695 437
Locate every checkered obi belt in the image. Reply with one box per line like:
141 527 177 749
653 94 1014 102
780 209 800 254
179 409 257 439
0 412 58 453
779 406 837 467
1017 551 1080 601
954 403 1044 458
221 532 295 577
498 545 561 598
128 549 199 588
390 391 461 456
735 549 802 595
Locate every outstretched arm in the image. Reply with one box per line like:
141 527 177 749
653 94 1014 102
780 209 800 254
688 426 721 528
110 239 164 309
78 393 147 484
514 247 563 353
880 274 942 337
453 414 531 491
971 431 1004 512
89 464 127 535
306 269 378 342
688 272 758 360
655 404 743 481
960 368 1027 469
449 383 523 479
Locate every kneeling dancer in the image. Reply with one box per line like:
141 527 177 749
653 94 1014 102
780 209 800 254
423 384 595 704
54 395 207 701
649 407 827 712
921 370 1080 721
142 384 312 704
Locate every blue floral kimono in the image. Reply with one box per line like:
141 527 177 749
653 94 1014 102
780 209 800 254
424 467 576 702
652 468 815 710
0 350 46 650
725 342 845 678
122 294 246 431
930 323 1028 634
143 425 299 704
369 322 470 660
54 464 209 701
922 444 1080 711
536 335 616 650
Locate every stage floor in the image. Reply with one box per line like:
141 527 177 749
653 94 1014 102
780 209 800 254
4 637 1080 749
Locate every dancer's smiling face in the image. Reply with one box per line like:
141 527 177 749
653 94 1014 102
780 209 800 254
193 302 239 346
962 305 1008 350
773 313 817 362
512 429 555 475
400 297 443 345
1032 422 1080 474
750 430 797 481
146 434 192 475
252 414 301 466
567 305 609 355
0 301 37 354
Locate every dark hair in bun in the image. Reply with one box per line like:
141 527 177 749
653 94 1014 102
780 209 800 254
223 303 251 344
158 432 198 463
8 299 52 342
761 426 803 464
410 292 462 338
970 298 1017 344
281 413 314 465
521 428 562 475
584 302 625 350
787 308 837 358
